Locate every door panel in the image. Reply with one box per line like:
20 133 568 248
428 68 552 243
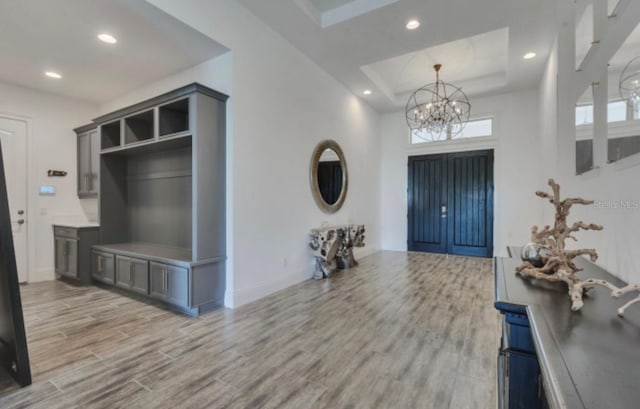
130 259 149 295
167 265 188 307
116 256 132 288
65 239 78 278
408 154 447 253
447 150 493 257
149 262 167 299
408 150 493 258
55 237 66 274
102 254 115 283
0 117 28 282
89 129 100 195
78 132 91 195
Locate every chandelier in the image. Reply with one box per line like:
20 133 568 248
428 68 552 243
405 64 471 142
619 56 640 116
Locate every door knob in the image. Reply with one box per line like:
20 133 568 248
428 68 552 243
17 210 24 215
17 219 25 225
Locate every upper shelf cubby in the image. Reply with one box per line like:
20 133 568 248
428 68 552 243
94 83 227 153
124 110 154 145
101 120 121 150
159 98 189 137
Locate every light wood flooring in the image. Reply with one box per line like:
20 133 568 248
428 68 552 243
0 251 499 409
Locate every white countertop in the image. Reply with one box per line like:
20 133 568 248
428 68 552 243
53 222 100 228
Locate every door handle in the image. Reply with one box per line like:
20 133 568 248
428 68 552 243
64 241 69 272
18 210 24 215
163 269 168 291
17 219 25 225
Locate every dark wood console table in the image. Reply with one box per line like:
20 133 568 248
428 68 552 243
494 247 640 409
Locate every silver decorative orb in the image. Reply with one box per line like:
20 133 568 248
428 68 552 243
521 243 550 268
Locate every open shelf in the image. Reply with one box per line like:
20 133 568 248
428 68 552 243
101 134 192 157
101 120 121 150
124 110 154 145
159 98 189 137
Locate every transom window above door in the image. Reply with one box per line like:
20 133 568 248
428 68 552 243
411 117 493 144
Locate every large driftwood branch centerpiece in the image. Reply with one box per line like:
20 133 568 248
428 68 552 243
309 225 365 279
517 179 640 316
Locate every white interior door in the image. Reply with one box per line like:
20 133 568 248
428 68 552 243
0 117 28 283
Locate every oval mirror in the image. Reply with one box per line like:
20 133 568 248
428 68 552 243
310 140 348 213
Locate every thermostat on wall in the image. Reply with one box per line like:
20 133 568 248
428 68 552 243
39 185 55 196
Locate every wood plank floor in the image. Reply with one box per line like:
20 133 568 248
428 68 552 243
0 251 499 409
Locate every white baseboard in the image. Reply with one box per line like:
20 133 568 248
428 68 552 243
232 268 311 308
28 268 55 283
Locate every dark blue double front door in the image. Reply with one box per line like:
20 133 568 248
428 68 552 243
408 149 494 258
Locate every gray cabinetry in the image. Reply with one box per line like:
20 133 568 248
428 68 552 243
53 225 99 284
150 262 188 307
91 250 115 284
54 237 77 278
89 83 227 316
75 124 99 197
115 255 149 295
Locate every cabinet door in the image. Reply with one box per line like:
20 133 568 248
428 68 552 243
78 131 92 196
89 129 100 196
65 239 78 278
507 350 542 409
116 256 133 288
150 262 168 300
102 254 115 283
92 251 115 283
55 237 67 274
130 259 149 295
91 251 103 280
167 265 188 307
149 262 188 307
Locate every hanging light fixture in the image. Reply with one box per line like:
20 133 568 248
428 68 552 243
619 56 640 116
405 64 471 142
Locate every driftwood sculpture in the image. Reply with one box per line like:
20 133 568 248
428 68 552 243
309 225 365 279
517 179 640 316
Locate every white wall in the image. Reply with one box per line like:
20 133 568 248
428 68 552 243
0 81 98 282
380 90 543 257
107 0 382 307
538 0 640 283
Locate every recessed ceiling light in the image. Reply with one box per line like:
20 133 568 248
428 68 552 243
45 71 62 79
98 33 117 44
523 52 537 60
406 20 420 30
363 90 372 95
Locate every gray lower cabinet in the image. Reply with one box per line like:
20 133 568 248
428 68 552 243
91 251 115 284
150 262 188 308
116 255 149 295
54 225 99 284
91 242 224 316
54 237 78 278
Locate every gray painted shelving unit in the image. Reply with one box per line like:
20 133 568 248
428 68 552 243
90 83 228 316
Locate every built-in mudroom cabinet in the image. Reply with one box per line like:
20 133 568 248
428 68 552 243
81 83 227 316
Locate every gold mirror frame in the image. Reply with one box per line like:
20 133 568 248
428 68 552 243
310 140 348 214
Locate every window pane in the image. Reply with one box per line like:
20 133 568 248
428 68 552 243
576 104 593 126
608 100 627 123
454 118 493 138
411 118 493 144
